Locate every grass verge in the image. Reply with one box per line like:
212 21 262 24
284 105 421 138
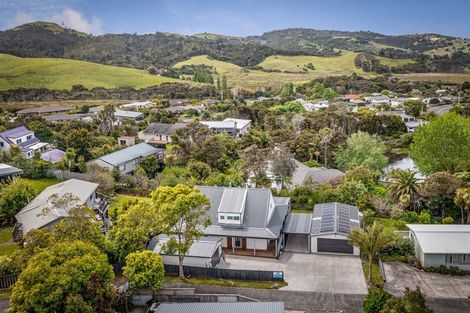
362 261 384 289
165 275 287 290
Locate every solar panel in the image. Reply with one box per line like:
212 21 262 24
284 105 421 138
311 219 321 234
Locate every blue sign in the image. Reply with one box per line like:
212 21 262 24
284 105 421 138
272 271 284 280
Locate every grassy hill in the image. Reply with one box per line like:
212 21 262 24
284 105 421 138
173 52 415 90
0 53 178 91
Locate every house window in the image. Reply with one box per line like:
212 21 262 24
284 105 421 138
227 216 233 220
233 216 240 221
16 139 21 144
133 159 139 165
464 254 468 262
26 135 33 140
0 142 3 147
27 151 32 158
220 215 225 220
119 164 125 171
234 237 242 248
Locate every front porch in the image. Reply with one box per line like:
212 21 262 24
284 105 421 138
223 237 277 258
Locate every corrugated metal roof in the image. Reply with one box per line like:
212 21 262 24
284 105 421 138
15 179 98 233
148 234 221 258
97 142 161 166
153 302 284 313
407 224 470 254
0 126 32 143
311 202 360 236
198 186 290 239
218 188 247 213
292 160 344 186
115 109 144 118
284 213 312 234
201 121 236 129
142 123 188 136
223 118 251 130
0 163 23 177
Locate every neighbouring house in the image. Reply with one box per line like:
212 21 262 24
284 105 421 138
389 97 419 108
119 101 154 110
308 203 361 255
89 142 164 174
0 126 48 159
43 113 90 123
169 99 187 106
14 179 105 240
291 160 345 187
201 118 251 138
114 109 145 124
149 302 285 313
40 149 66 164
399 113 426 133
0 163 23 181
364 95 391 105
117 136 136 147
138 123 188 147
162 105 205 114
407 224 470 271
147 234 223 268
16 105 74 116
198 186 291 258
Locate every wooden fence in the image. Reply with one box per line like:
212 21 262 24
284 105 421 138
164 265 284 281
0 273 19 290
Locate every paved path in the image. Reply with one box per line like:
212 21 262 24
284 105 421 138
220 252 367 294
384 262 470 298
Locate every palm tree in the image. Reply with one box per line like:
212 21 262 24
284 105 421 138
348 221 394 285
386 169 421 211
318 127 334 167
454 188 470 224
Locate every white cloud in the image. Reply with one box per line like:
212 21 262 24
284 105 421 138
8 7 103 34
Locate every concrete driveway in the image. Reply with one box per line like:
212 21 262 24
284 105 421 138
384 262 470 298
220 252 367 294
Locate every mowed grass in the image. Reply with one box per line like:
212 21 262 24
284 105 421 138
173 52 412 90
0 227 18 257
22 177 61 193
0 53 179 91
395 72 470 83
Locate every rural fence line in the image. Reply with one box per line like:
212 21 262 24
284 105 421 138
0 273 19 290
164 264 283 281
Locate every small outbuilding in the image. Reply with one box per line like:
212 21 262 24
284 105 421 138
310 203 362 255
0 163 23 181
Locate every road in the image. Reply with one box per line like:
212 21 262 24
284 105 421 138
429 104 452 115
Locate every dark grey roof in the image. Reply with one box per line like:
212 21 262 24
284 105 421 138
96 143 163 166
43 113 88 122
0 126 32 144
218 188 247 213
284 213 312 234
292 160 344 186
311 202 360 236
198 186 290 239
0 163 23 177
17 106 74 115
153 302 284 313
142 123 189 136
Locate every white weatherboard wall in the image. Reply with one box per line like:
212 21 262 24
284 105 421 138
246 238 268 250
310 234 359 255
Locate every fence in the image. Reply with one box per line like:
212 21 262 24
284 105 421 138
164 265 283 281
0 273 19 290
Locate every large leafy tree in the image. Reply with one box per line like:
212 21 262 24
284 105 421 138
9 241 115 313
0 178 37 216
387 169 422 211
152 184 210 279
403 100 426 118
96 104 116 136
421 172 460 218
123 250 165 299
411 112 470 174
348 221 393 285
454 188 470 224
335 131 388 172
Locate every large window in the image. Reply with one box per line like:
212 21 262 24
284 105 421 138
234 237 242 248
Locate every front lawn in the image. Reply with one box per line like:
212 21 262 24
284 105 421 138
369 217 407 234
0 227 18 257
165 275 287 290
23 177 61 193
109 194 149 211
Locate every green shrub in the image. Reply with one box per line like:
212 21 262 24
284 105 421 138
363 288 392 313
424 265 464 276
442 216 454 224
380 237 415 261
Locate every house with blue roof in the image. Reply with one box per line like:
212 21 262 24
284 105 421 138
89 142 165 174
0 126 48 158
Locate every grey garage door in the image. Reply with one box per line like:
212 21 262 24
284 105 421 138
317 238 354 254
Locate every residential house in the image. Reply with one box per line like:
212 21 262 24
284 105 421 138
43 113 90 123
364 95 391 106
198 186 291 258
149 302 285 313
147 234 223 268
407 224 470 271
399 113 425 133
0 126 48 158
0 163 23 181
89 142 164 174
117 136 136 147
201 118 251 138
14 179 102 239
168 99 187 106
40 149 66 164
119 101 154 110
390 97 419 108
291 160 345 187
138 123 188 147
114 109 145 124
16 105 74 116
162 105 205 114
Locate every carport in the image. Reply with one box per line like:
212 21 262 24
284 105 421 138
283 213 312 253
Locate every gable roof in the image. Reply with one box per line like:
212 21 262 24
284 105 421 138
0 126 32 143
284 213 312 234
115 109 144 119
17 106 74 115
292 160 344 186
223 118 251 130
15 179 98 233
141 123 189 136
0 163 23 178
96 143 162 166
40 149 66 164
311 202 361 236
198 186 290 239
407 224 470 254
153 302 284 313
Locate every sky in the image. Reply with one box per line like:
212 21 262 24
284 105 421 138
0 0 469 38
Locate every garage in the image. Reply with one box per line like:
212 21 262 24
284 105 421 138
310 202 362 255
283 213 312 253
317 238 354 254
